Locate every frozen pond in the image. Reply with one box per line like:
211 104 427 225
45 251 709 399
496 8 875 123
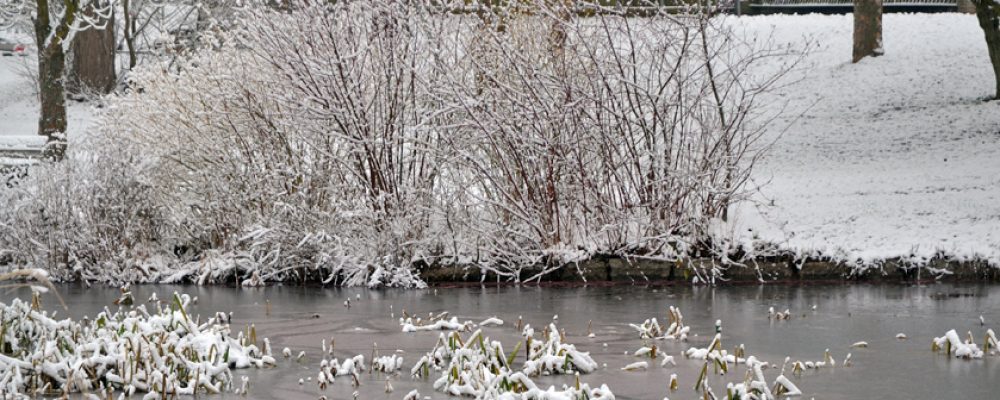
7 283 999 399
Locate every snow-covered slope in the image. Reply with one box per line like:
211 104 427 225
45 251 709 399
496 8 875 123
731 13 1000 267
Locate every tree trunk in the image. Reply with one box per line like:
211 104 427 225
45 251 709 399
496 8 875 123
124 0 137 70
69 3 116 95
33 0 69 161
852 0 883 63
38 46 68 161
974 0 1000 99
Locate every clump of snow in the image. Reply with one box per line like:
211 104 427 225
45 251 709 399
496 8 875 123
401 312 474 333
660 355 676 367
0 292 274 396
621 361 648 371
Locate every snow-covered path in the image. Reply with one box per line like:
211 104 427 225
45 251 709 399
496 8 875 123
733 13 1000 266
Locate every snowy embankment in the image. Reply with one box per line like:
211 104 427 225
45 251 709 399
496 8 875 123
729 13 1000 270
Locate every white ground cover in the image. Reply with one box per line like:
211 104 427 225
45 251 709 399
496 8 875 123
0 54 93 144
727 13 1000 269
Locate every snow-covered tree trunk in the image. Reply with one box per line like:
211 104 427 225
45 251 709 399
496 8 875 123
2 0 114 159
974 0 1000 98
34 0 75 160
69 1 116 94
852 0 882 63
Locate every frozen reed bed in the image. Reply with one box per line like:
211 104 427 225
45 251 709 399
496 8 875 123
0 292 274 397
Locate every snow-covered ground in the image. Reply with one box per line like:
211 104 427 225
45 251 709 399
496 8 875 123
731 13 1000 267
0 52 93 143
1 13 998 273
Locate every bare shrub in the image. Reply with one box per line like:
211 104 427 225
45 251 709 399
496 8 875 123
440 1 799 279
0 0 800 286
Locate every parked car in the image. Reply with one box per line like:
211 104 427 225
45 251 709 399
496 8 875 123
0 38 28 56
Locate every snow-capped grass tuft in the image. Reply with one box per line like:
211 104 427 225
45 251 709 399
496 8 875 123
316 351 366 390
629 318 663 339
633 345 658 359
410 328 612 399
0 292 274 396
768 307 792 321
985 329 999 354
372 354 405 374
523 323 599 376
932 329 985 359
631 306 690 341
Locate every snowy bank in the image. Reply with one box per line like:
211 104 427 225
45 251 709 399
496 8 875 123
1 10 998 286
729 13 1000 272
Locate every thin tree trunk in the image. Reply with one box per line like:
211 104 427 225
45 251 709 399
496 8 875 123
123 0 137 70
852 0 883 63
69 2 116 94
974 0 1000 99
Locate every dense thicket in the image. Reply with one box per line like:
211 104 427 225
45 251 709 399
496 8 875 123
0 0 795 286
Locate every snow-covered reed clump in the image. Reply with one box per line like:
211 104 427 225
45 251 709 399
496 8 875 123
316 353 366 389
411 329 612 399
932 329 988 359
522 323 599 376
789 349 839 373
630 306 689 341
681 329 803 398
0 0 796 286
0 292 274 396
725 356 802 399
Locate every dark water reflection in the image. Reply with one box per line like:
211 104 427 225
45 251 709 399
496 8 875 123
7 283 998 399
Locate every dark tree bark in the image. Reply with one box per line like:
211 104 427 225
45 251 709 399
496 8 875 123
123 0 137 70
37 42 67 160
33 0 78 161
69 2 116 95
974 0 1000 99
852 0 883 63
